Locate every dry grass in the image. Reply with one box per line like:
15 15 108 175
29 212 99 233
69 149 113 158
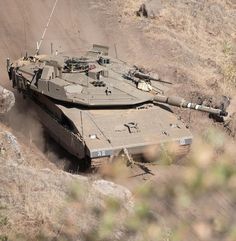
34 128 236 241
118 0 236 98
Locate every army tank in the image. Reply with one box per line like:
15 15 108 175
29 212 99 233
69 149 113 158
6 44 228 167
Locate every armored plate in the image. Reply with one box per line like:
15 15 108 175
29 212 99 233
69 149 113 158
57 104 192 158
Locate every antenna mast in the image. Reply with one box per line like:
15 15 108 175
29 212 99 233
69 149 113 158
114 43 118 59
36 0 59 55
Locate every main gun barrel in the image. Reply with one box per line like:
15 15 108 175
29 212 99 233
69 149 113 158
153 95 228 117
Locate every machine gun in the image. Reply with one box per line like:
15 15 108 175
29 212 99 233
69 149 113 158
124 67 172 92
125 67 172 85
132 70 172 85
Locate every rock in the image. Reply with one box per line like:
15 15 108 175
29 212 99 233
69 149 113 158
0 85 15 113
0 131 24 166
225 112 236 137
222 97 236 137
136 1 163 19
136 3 148 18
92 180 134 210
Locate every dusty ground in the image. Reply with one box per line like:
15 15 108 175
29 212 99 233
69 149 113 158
0 0 236 240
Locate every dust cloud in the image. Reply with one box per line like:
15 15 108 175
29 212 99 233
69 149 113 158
1 92 74 171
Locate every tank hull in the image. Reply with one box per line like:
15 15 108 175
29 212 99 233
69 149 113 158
29 92 192 165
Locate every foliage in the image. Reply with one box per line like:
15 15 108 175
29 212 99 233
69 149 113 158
51 129 236 241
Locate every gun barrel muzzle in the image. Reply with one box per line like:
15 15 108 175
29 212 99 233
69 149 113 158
153 95 228 117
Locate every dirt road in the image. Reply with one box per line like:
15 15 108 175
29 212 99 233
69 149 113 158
0 0 113 86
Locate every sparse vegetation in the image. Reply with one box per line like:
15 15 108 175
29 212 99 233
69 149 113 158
222 63 236 89
0 214 8 241
222 41 233 56
222 41 236 90
0 216 7 227
0 235 8 241
37 129 235 241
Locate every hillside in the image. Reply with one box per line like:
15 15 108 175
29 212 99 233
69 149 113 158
0 0 236 240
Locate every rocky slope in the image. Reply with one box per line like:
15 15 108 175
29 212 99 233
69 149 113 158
0 86 14 114
0 127 133 240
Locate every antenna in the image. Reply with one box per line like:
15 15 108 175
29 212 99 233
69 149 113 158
114 43 118 59
50 42 54 55
36 0 59 55
23 12 27 57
